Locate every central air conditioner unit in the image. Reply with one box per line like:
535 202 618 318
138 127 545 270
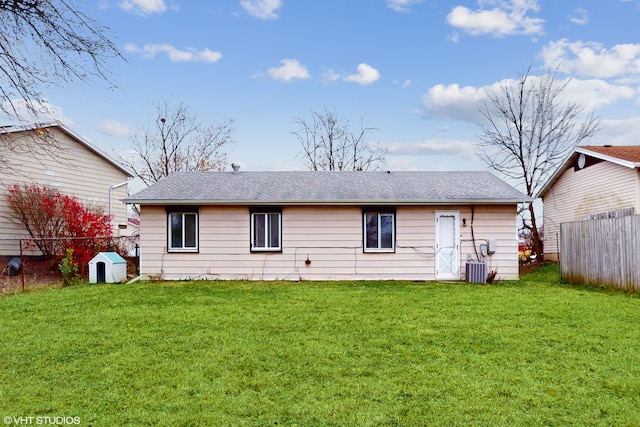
466 261 487 283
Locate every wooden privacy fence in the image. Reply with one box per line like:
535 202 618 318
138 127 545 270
560 215 640 291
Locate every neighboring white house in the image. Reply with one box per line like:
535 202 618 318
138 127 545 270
125 170 530 281
0 121 133 244
538 145 640 261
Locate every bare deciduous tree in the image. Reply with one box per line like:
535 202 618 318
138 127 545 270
119 99 235 187
294 108 387 171
0 0 122 122
476 67 601 261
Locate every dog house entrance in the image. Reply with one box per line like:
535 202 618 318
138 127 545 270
96 261 106 283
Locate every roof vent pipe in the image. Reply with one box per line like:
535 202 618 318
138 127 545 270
231 163 240 173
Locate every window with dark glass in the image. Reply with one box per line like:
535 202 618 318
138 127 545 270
168 212 198 252
364 211 395 252
251 211 281 251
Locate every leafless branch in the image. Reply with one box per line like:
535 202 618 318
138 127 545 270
476 66 601 260
0 0 123 123
293 107 386 171
117 99 235 186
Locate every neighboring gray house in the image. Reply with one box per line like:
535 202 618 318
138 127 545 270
126 170 530 281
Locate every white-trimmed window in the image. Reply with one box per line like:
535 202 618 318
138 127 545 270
168 211 198 252
364 211 395 252
251 210 281 252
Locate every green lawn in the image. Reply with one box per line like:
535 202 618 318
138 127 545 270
1 264 639 426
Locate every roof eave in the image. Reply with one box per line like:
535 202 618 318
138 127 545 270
575 147 638 169
125 198 530 206
1 120 134 177
537 147 640 199
55 122 134 177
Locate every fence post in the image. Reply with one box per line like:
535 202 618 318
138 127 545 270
136 243 140 276
556 232 561 281
19 239 25 292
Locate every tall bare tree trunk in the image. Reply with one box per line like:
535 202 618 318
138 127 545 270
528 202 544 261
477 67 601 264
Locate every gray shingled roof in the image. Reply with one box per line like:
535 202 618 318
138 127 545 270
125 171 530 205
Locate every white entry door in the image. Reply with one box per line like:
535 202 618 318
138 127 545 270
435 211 460 280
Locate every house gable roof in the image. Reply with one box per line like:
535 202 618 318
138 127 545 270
0 121 133 177
537 145 640 198
578 145 640 167
125 170 530 205
90 252 126 265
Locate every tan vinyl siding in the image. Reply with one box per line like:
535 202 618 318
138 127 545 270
458 205 519 279
543 161 640 260
139 204 519 281
0 127 130 245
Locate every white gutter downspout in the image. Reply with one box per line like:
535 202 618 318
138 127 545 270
109 180 130 222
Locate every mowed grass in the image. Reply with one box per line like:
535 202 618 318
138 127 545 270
1 265 640 426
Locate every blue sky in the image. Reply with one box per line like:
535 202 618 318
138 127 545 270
17 0 640 176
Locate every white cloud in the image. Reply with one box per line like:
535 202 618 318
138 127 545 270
0 98 71 125
384 138 481 171
321 68 342 84
124 43 222 63
569 8 589 25
196 49 224 63
119 0 167 15
562 79 636 110
422 83 486 121
540 39 640 79
387 138 476 156
321 64 381 85
99 120 136 137
591 117 640 146
266 59 310 81
241 0 282 20
394 79 412 88
422 77 637 123
446 0 544 37
386 0 421 13
343 63 381 86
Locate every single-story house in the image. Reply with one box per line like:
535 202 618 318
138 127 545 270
125 170 530 281
538 145 640 261
0 121 133 246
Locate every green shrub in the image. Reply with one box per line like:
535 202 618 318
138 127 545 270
58 248 80 287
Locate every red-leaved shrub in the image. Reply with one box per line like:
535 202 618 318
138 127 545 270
6 184 113 266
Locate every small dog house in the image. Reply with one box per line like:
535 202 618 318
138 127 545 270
89 252 127 284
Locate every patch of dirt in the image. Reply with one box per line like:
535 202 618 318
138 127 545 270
1 255 139 295
519 260 555 275
1 258 63 294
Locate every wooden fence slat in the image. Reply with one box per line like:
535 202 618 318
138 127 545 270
560 215 640 290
